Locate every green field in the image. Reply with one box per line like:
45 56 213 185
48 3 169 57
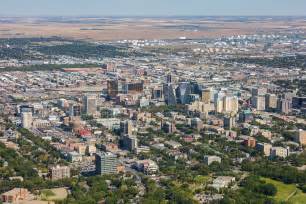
261 178 306 204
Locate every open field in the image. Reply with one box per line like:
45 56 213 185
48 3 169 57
261 178 306 204
40 188 68 201
0 16 305 41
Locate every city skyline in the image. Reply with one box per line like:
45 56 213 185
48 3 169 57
1 0 306 17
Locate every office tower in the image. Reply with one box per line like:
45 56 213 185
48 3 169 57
252 87 267 97
252 96 265 111
120 120 133 136
162 121 176 133
107 80 119 98
69 103 81 117
223 115 235 130
163 83 177 105
21 112 33 129
190 81 201 95
201 88 211 104
49 166 70 181
215 98 224 113
120 135 138 151
239 109 253 122
166 74 173 83
122 81 144 94
191 118 203 131
265 94 278 110
295 130 306 145
176 82 192 104
83 95 97 115
256 143 272 156
277 98 292 114
187 94 199 104
95 152 118 175
152 87 163 99
18 104 34 115
223 96 239 114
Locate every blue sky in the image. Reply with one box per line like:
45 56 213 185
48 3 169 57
1 0 305 16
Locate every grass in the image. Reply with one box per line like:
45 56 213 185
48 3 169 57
40 188 68 201
261 177 306 204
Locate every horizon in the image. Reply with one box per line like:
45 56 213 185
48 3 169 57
1 0 306 17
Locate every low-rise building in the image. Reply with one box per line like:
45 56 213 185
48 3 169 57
204 155 221 165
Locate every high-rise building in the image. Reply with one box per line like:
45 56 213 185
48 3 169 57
120 135 138 151
223 96 238 114
256 143 272 156
176 82 192 104
252 87 267 97
277 98 292 114
83 95 97 115
49 165 70 181
201 89 211 104
69 103 81 117
107 80 119 98
191 118 203 131
224 115 236 130
95 152 119 175
265 94 278 110
120 120 133 136
163 83 177 105
21 112 32 129
252 96 265 111
122 81 144 94
295 129 306 145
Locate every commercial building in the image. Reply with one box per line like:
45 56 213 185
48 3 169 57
120 135 138 151
1 188 30 203
21 112 33 129
201 88 211 104
95 152 119 175
120 120 133 136
270 147 289 158
223 115 235 130
295 129 306 145
83 94 97 115
256 143 272 156
49 165 71 181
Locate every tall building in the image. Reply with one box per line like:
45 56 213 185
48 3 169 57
176 82 192 104
163 83 177 105
277 98 292 114
120 135 138 151
223 96 239 114
49 166 70 181
107 80 119 98
83 95 97 115
120 120 133 136
201 88 211 104
122 81 144 94
69 103 81 117
265 94 278 111
224 115 236 130
252 87 267 97
295 129 306 145
252 96 265 111
95 152 119 175
256 143 272 156
21 112 32 129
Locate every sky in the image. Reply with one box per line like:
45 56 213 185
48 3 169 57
0 0 305 17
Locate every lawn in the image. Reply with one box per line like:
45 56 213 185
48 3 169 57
261 177 306 204
40 188 68 201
